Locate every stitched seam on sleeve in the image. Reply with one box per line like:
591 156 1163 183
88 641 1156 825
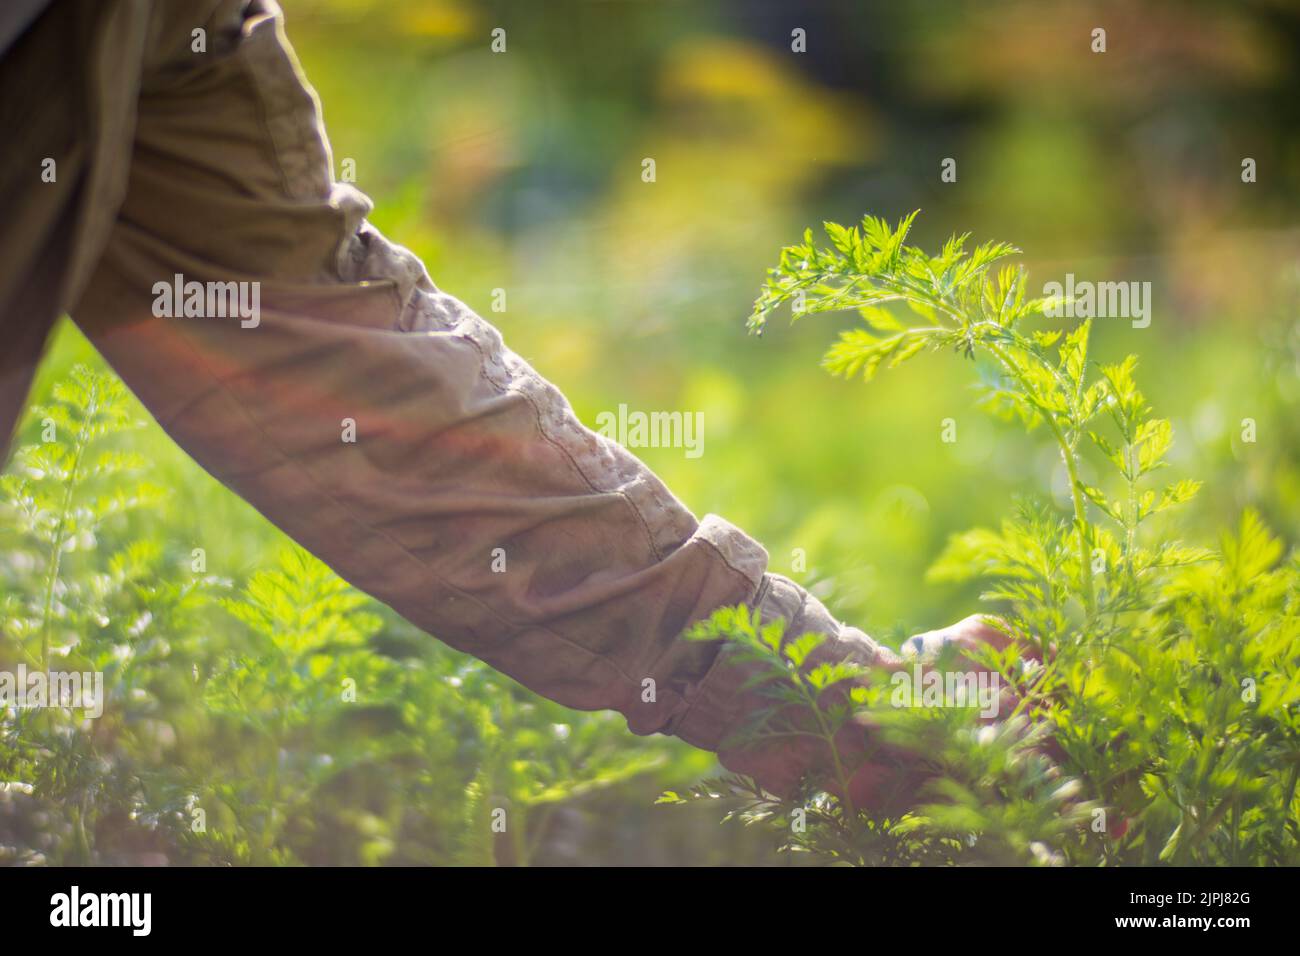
443 319 670 564
418 289 693 566
695 534 766 594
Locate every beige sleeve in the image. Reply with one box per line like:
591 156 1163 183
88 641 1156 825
70 0 892 794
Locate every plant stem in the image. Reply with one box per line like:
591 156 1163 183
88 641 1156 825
39 379 99 670
1277 759 1299 858
983 341 1096 618
801 680 857 820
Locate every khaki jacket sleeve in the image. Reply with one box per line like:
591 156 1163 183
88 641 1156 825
65 0 892 794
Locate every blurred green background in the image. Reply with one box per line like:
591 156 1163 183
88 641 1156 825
9 0 1300 864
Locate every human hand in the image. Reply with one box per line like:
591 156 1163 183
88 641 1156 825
717 614 1036 813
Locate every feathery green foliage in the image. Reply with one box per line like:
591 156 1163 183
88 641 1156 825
0 366 670 865
671 213 1300 865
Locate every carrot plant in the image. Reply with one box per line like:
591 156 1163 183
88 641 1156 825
666 213 1300 865
0 365 672 865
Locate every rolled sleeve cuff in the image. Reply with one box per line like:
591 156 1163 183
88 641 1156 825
669 569 885 754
